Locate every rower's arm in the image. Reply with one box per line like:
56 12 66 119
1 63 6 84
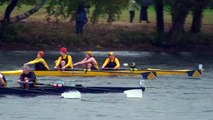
102 58 110 68
40 59 50 70
26 58 40 65
0 78 7 87
74 58 87 66
43 60 50 70
64 55 73 69
55 57 62 67
114 58 120 69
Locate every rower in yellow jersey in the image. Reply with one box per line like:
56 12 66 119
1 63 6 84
74 51 99 70
54 47 73 70
102 52 120 69
24 51 49 70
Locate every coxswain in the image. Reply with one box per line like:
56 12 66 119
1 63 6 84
54 47 73 70
74 51 99 70
24 51 49 70
102 52 120 69
18 66 37 89
0 73 7 87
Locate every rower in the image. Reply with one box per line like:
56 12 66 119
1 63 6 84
24 51 49 70
18 66 37 89
0 73 7 87
102 51 120 69
54 47 73 70
74 51 99 70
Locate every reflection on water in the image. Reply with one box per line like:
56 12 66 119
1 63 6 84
0 51 213 120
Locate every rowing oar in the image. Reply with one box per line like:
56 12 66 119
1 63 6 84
65 85 144 98
35 81 144 98
35 82 142 97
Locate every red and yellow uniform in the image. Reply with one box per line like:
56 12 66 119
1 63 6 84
26 58 49 70
55 54 73 69
102 58 120 69
25 51 49 70
54 47 73 69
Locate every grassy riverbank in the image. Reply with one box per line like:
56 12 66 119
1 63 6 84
0 5 213 52
0 21 212 52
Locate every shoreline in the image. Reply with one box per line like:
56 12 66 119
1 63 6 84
1 42 213 54
0 22 212 54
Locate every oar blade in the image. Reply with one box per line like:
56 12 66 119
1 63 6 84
124 89 143 98
61 90 81 99
141 72 157 80
187 70 202 78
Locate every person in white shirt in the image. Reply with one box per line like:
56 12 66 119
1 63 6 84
0 73 7 87
74 51 99 70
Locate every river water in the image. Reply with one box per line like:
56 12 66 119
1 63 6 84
0 51 213 120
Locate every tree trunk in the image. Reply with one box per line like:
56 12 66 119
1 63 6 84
191 7 203 33
1 0 19 24
167 0 192 46
191 0 210 33
154 0 164 32
10 0 46 23
0 0 46 26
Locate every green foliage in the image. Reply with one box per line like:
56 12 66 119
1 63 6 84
118 30 152 46
0 0 212 49
46 0 85 21
0 25 18 42
0 23 32 43
0 0 11 5
178 32 212 46
0 0 40 7
45 0 128 23
90 0 128 23
208 0 213 9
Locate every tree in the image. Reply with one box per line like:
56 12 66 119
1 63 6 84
46 0 82 22
191 0 210 33
46 0 128 23
0 0 46 42
0 0 46 27
167 0 193 46
2 0 19 24
154 0 164 32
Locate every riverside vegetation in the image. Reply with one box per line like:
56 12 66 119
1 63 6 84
0 0 212 52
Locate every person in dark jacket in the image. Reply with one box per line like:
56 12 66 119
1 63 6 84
139 0 153 23
75 4 88 35
18 66 37 89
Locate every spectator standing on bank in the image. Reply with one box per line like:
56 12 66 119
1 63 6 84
139 0 153 23
76 4 88 35
128 0 137 23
